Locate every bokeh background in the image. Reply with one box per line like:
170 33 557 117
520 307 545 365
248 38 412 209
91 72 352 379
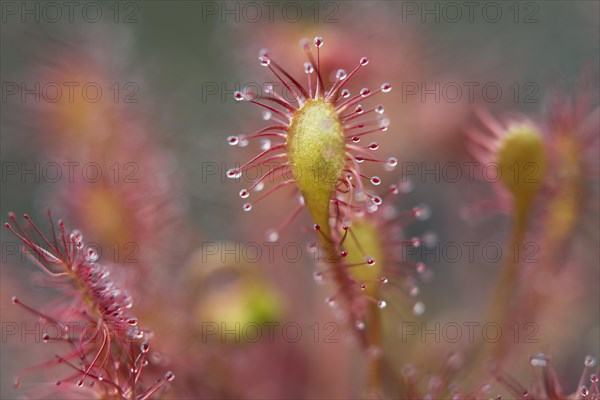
1 1 598 399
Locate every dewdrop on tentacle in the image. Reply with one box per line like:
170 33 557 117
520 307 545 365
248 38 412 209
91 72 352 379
227 36 395 239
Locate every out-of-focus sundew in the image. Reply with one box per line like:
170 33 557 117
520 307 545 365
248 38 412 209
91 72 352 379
25 43 187 273
185 246 284 343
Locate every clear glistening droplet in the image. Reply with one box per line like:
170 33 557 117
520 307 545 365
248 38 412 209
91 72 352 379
261 139 271 151
325 297 337 308
313 271 324 284
415 204 432 221
530 354 548 367
304 62 314 73
385 157 398 171
266 229 279 242
585 355 597 367
227 169 242 179
412 302 425 316
85 248 98 262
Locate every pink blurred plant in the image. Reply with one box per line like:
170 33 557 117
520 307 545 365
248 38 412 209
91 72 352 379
4 212 173 399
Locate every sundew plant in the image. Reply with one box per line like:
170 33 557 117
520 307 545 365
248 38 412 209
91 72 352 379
1 2 598 400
